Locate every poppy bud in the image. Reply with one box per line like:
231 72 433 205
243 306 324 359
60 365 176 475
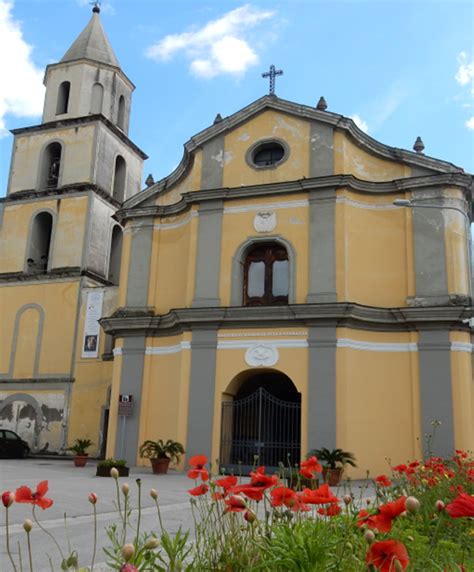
2 491 14 508
343 494 352 506
229 494 247 508
88 493 98 505
121 543 135 562
405 496 420 514
122 483 130 496
150 488 158 500
366 498 371 506
144 537 160 549
244 509 257 523
364 530 376 544
110 468 119 479
435 500 445 512
23 519 33 533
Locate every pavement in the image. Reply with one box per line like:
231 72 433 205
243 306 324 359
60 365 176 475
0 458 376 571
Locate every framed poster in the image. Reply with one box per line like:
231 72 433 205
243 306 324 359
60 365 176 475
81 290 104 358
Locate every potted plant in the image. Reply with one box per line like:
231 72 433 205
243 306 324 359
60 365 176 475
308 448 357 486
68 439 93 467
139 439 185 474
96 458 129 477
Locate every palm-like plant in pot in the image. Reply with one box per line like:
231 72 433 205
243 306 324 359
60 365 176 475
139 439 185 474
68 438 93 467
308 447 356 485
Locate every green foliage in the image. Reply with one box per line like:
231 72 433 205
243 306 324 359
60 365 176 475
97 457 127 468
67 438 93 455
139 439 185 463
308 447 357 469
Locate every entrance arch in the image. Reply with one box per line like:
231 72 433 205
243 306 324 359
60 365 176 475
220 370 301 471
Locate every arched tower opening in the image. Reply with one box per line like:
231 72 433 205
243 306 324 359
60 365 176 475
38 142 62 189
26 212 53 273
91 82 104 114
56 81 70 115
112 155 126 202
107 225 123 285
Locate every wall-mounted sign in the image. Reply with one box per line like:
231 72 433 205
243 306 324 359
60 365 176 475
118 394 133 416
81 290 104 359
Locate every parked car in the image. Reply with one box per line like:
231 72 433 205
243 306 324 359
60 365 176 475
0 430 30 458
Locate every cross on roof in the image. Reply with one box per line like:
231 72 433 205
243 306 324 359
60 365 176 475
261 65 283 96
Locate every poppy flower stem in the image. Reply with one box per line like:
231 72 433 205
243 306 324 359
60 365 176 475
153 498 164 534
25 529 34 572
5 507 18 572
135 479 142 543
32 505 65 562
90 502 97 572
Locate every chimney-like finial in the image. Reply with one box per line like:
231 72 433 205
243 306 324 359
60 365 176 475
316 96 328 111
214 113 223 124
413 136 425 154
145 174 155 187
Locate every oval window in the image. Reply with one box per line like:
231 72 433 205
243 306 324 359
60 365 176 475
252 141 285 167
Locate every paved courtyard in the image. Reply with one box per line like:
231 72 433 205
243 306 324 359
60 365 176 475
0 458 376 571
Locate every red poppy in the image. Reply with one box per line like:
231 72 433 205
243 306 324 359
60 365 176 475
357 509 383 530
317 504 341 517
215 475 238 492
300 456 322 479
15 481 53 510
292 493 311 512
392 464 407 473
120 565 139 572
188 484 209 497
225 494 247 512
446 493 474 518
229 484 264 501
270 486 297 508
366 540 409 571
2 491 14 508
455 449 468 459
249 466 278 489
379 496 407 520
375 475 392 487
301 483 339 505
187 455 209 481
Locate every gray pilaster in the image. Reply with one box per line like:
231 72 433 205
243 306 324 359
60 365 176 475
417 330 454 458
201 135 225 190
307 326 337 450
125 218 154 307
192 200 223 307
411 195 448 305
309 122 334 178
307 189 337 303
114 336 146 464
186 329 218 460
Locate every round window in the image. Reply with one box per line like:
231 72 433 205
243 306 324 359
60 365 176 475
251 141 286 167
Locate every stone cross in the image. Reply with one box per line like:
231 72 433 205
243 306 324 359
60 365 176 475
261 65 283 96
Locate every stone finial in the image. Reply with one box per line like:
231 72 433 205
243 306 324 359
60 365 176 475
316 96 328 111
213 113 223 124
413 136 425 154
145 174 155 187
91 1 101 13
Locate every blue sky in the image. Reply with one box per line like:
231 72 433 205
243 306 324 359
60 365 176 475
0 0 473 196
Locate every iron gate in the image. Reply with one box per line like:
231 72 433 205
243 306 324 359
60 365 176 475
220 386 301 471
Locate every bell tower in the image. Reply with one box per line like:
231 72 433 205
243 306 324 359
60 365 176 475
0 7 146 456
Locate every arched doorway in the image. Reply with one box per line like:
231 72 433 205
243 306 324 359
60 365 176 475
220 371 301 471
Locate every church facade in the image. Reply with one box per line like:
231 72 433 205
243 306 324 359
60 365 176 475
1 10 472 477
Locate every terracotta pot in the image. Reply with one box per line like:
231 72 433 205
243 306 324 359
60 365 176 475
322 467 343 486
73 454 88 467
151 458 170 474
96 465 130 477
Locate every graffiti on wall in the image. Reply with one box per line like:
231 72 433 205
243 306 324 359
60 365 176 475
0 392 65 452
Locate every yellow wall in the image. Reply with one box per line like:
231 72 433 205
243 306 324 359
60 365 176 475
450 331 474 451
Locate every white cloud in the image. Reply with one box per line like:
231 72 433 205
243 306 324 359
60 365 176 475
466 117 474 130
146 4 274 78
0 1 44 137
455 52 474 87
351 114 369 133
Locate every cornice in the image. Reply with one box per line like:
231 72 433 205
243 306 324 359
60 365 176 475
1 182 120 208
0 268 111 286
11 114 148 160
125 95 467 209
100 303 473 337
115 172 473 224
44 59 135 90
